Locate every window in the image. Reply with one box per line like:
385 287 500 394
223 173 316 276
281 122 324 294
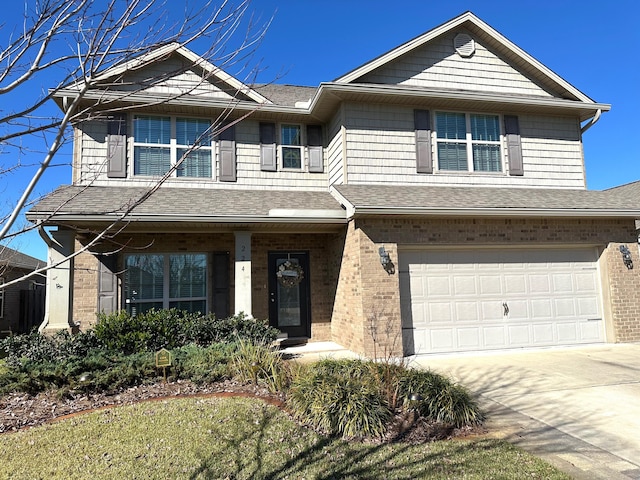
281 124 302 169
0 278 4 319
133 116 212 178
124 253 207 315
435 112 502 172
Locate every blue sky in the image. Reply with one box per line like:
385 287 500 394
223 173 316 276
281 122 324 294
2 0 639 260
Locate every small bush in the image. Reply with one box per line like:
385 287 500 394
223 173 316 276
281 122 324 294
288 359 391 438
398 368 484 426
171 343 235 384
231 340 290 393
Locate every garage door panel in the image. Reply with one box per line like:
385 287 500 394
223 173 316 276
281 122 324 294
400 247 604 354
479 275 502 295
504 274 527 294
428 276 451 296
577 298 599 317
557 323 579 342
431 329 455 351
480 301 503 320
506 299 529 320
483 326 507 347
453 275 476 296
532 323 554 343
427 303 452 323
531 298 553 319
507 325 531 345
529 274 551 293
455 302 481 322
457 328 481 348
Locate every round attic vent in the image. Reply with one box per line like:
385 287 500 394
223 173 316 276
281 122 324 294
454 33 475 58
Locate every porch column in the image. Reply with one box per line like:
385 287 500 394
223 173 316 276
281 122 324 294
234 232 252 317
40 229 74 332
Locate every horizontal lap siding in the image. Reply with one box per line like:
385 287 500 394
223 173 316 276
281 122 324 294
343 104 586 188
359 30 555 97
327 110 344 185
77 120 328 191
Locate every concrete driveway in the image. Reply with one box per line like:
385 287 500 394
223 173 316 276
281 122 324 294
412 344 640 480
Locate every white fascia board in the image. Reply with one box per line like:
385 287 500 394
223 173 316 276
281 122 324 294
328 186 356 217
30 213 347 224
313 83 610 113
64 43 271 105
335 12 596 104
352 206 640 218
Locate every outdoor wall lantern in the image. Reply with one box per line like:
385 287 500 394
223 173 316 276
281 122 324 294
620 245 633 270
378 246 395 275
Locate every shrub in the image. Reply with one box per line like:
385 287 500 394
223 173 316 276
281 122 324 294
288 359 391 438
94 310 279 354
0 329 101 368
230 340 290 393
397 368 484 427
171 343 236 384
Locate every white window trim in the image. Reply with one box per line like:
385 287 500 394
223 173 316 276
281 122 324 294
131 114 215 179
124 253 208 313
278 123 305 171
434 111 504 174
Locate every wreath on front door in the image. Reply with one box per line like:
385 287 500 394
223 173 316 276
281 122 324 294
276 260 304 288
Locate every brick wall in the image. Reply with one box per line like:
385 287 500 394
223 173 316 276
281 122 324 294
73 230 344 340
604 242 640 342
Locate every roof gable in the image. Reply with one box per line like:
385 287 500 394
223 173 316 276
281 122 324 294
335 12 595 104
67 43 271 105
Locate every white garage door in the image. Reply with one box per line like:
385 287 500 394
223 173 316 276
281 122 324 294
399 248 604 355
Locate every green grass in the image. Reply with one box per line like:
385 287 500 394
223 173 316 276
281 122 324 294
0 396 570 480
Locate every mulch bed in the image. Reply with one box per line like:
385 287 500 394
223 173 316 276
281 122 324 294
0 380 485 443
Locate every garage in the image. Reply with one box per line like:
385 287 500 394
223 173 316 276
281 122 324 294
399 247 605 355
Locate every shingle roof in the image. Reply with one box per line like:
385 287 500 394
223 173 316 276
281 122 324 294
333 184 640 216
27 185 344 222
0 246 45 270
251 84 317 107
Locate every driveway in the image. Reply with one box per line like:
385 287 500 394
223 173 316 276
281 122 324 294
411 344 640 480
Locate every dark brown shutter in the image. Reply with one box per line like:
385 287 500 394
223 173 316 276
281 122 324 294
107 115 127 178
414 109 433 174
259 122 276 171
212 252 229 319
307 125 323 173
97 255 118 313
219 124 236 182
504 115 523 176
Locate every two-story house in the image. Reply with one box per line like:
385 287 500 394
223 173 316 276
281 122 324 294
28 12 640 357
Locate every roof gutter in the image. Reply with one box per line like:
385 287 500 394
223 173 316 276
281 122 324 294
580 108 602 134
27 212 347 225
350 206 640 218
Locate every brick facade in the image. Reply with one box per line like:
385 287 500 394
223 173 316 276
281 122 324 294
70 216 640 357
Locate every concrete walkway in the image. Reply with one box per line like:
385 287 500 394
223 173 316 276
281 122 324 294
411 344 640 480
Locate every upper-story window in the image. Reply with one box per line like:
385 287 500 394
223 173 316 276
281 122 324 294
281 124 302 169
133 115 213 178
435 112 502 172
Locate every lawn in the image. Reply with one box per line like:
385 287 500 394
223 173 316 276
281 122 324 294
0 396 570 480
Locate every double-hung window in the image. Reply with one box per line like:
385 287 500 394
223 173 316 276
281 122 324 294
281 124 302 169
133 115 212 178
124 253 207 316
435 112 502 172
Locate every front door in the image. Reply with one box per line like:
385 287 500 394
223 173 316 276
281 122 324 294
268 252 311 338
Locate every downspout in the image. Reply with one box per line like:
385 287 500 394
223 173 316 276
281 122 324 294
580 109 602 134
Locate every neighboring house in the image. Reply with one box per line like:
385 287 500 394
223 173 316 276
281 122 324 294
27 12 640 356
0 246 46 336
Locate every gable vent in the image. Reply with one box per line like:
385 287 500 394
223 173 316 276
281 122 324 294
454 33 475 58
